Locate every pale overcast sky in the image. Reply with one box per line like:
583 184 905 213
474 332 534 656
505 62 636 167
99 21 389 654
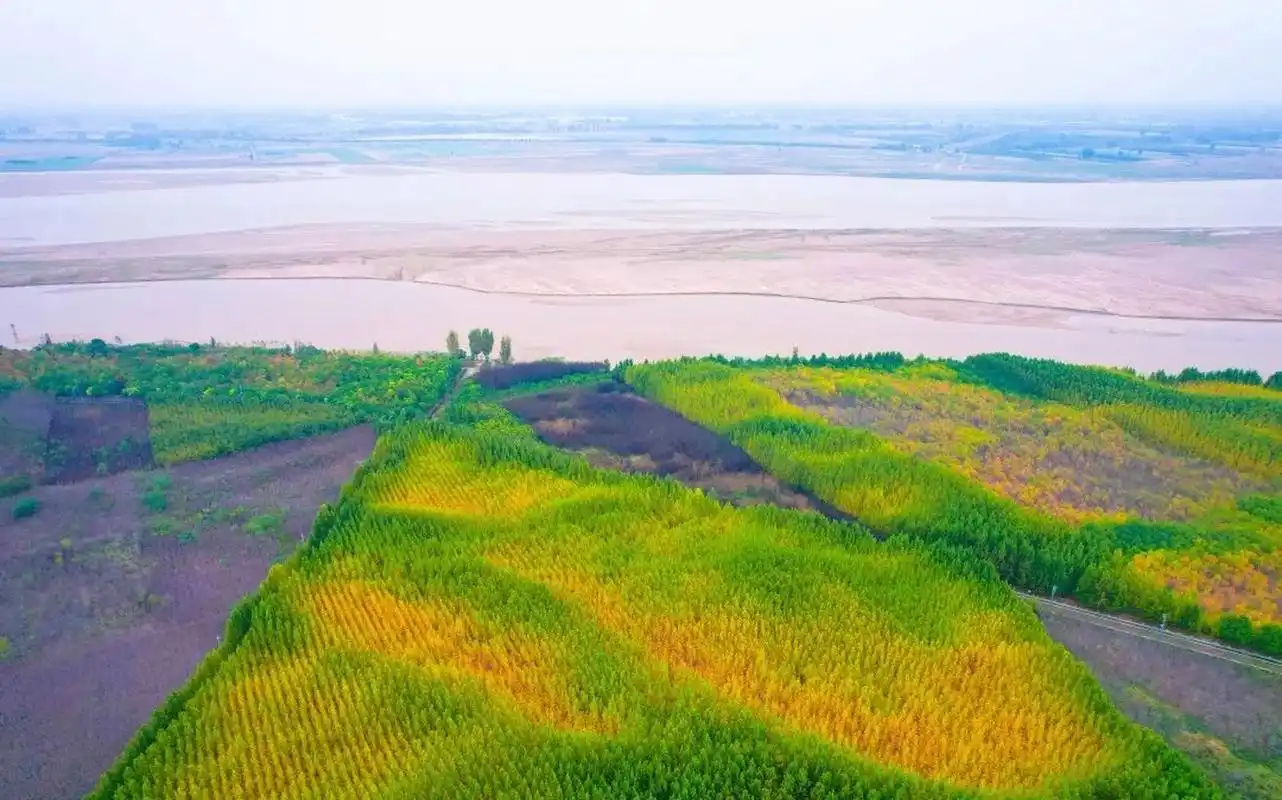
1 0 1279 108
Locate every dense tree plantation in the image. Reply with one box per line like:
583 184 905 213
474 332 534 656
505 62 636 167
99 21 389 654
955 355 1282 632
5 341 1272 795
0 341 460 463
765 363 1250 525
958 354 1282 434
627 356 1282 654
92 423 1215 799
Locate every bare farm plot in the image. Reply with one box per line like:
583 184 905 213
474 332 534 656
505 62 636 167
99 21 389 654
504 383 849 519
0 426 375 800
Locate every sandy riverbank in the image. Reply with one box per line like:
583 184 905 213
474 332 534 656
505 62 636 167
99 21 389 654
3 225 1280 327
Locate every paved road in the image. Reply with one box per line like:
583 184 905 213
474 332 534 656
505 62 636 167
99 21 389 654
1018 592 1282 676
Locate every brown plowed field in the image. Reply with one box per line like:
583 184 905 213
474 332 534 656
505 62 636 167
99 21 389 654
0 426 375 800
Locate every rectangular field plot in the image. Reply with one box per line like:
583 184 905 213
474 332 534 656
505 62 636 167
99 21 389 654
91 424 1212 799
148 400 351 464
771 364 1255 525
503 382 848 518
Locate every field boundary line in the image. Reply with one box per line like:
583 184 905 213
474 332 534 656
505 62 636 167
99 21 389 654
1017 591 1282 676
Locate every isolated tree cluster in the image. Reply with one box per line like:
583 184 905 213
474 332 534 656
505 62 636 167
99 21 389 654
447 329 513 365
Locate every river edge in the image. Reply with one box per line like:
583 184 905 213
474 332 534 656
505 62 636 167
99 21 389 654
4 278 1279 373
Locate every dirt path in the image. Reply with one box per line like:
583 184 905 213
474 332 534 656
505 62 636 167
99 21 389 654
0 426 375 800
429 364 477 419
1039 603 1282 797
1023 592 1282 676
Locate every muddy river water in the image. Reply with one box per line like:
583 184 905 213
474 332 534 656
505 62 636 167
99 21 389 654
4 279 1279 372
4 169 1282 247
1 169 1280 370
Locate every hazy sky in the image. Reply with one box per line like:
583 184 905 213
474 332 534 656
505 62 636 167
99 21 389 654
2 0 1280 108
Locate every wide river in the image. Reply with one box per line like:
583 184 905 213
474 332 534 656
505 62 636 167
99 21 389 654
5 279 1279 373
3 169 1282 247
2 169 1280 370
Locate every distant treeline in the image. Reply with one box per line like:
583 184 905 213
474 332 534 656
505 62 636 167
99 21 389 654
1151 366 1282 389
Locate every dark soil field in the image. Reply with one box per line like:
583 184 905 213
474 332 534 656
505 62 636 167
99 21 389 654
504 383 849 518
1042 609 1282 798
46 396 153 483
0 392 154 490
0 426 375 800
474 361 609 391
0 390 51 491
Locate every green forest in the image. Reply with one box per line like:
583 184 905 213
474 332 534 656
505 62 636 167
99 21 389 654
626 353 1282 656
91 421 1218 799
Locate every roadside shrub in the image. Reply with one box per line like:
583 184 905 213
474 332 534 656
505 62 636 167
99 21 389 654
1217 614 1255 647
141 490 168 513
87 486 115 509
243 510 287 536
1256 623 1282 657
12 497 40 520
0 474 33 498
